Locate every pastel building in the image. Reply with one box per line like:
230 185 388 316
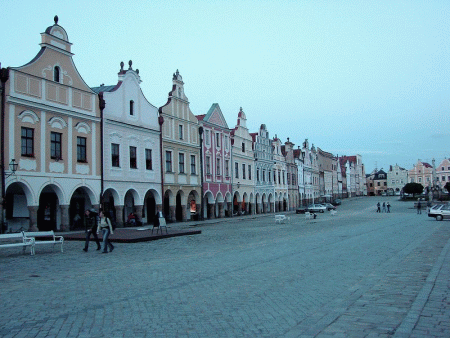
1 17 101 232
159 70 201 222
92 61 162 227
231 108 255 215
196 103 232 219
408 160 433 187
272 136 288 211
251 124 275 213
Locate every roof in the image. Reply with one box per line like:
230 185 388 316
91 84 117 94
422 162 432 168
195 114 206 121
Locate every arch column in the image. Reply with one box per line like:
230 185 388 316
227 202 232 217
250 203 255 215
27 206 38 232
181 205 187 222
115 205 124 228
169 206 176 222
218 203 224 218
270 203 274 213
60 205 70 232
207 204 214 219
256 203 260 214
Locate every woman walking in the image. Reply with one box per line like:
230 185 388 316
97 210 114 253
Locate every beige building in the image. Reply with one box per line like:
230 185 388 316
408 160 433 187
1 17 101 232
159 70 201 222
231 108 255 214
387 164 408 194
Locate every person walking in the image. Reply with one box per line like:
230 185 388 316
97 210 114 253
376 202 381 213
386 202 391 213
83 208 101 252
417 200 422 214
382 202 386 213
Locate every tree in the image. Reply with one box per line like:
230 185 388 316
403 182 424 197
445 182 450 194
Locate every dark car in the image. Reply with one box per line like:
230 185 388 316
296 207 307 214
332 199 342 206
323 203 336 211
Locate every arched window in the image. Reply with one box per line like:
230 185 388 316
54 66 60 82
130 100 134 115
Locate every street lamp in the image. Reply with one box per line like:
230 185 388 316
5 159 18 178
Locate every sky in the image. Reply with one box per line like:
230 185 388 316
1 0 449 173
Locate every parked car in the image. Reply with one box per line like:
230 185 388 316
295 207 307 214
323 203 336 211
332 199 342 206
428 204 450 221
307 204 327 213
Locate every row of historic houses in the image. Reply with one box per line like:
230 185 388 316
0 18 367 233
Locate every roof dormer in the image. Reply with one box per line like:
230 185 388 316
40 15 73 55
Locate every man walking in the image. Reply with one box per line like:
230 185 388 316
417 200 422 214
83 208 101 252
376 202 381 213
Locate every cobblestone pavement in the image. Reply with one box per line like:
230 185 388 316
0 197 449 337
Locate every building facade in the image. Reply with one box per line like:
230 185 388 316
1 17 101 232
159 70 201 222
252 124 275 213
231 108 255 215
387 164 408 194
196 103 232 219
272 136 288 212
282 138 298 210
92 61 162 227
408 160 433 187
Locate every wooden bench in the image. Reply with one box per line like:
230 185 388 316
24 231 64 253
0 232 35 255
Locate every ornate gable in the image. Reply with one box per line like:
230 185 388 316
204 103 229 129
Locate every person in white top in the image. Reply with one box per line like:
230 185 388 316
97 211 114 253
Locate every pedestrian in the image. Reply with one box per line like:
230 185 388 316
97 210 114 253
83 208 101 252
427 201 432 213
382 202 386 213
376 202 381 213
417 200 422 214
386 202 391 213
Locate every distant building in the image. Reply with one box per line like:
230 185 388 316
435 158 450 190
366 169 387 196
408 160 433 188
387 164 408 194
272 135 288 211
282 138 298 210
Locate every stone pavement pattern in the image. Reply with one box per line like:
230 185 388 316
0 197 449 337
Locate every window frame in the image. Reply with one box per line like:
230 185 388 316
190 155 196 175
111 143 120 167
145 149 152 170
165 151 172 172
129 146 137 169
21 127 34 157
77 136 87 163
50 131 62 160
179 152 185 173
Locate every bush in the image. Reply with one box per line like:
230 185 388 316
403 183 424 197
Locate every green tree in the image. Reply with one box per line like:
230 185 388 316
403 182 424 197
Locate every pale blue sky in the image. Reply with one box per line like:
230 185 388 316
2 0 449 173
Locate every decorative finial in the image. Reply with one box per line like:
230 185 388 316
120 61 124 71
240 107 243 112
287 137 290 142
136 69 139 74
128 60 132 70
54 15 59 25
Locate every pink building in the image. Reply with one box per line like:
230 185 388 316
196 104 232 219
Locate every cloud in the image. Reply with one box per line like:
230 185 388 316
431 133 450 139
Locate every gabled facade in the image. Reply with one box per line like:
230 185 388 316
231 108 255 215
1 17 101 232
366 169 387 196
196 103 232 219
252 124 275 213
302 139 319 204
435 158 450 190
387 164 408 194
294 147 305 206
272 136 288 211
92 61 162 227
159 70 201 222
282 138 298 210
408 160 433 187
317 147 336 199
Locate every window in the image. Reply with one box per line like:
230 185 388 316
205 130 210 146
443 176 446 182
235 162 239 179
190 155 196 174
370 183 373 187
242 142 245 152
437 177 440 182
257 169 260 181
442 167 445 171
145 149 152 170
179 125 183 140
292 175 296 185
77 137 87 163
129 146 137 169
225 135 229 150
54 66 60 82
287 173 290 185
283 171 285 184
50 132 62 160
130 100 134 115
21 127 34 157
165 151 172 172
216 133 220 147
384 182 387 186
111 143 120 167
377 182 380 186
206 156 211 175
225 160 229 177
242 164 246 179
248 165 251 180
263 170 266 182
278 171 281 184
269 171 271 182
216 158 221 175
179 153 185 173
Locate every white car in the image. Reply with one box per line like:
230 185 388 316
307 204 327 213
428 204 450 221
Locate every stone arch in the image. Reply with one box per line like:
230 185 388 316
69 185 98 230
4 181 35 232
204 190 215 219
164 189 175 221
175 190 185 222
37 183 65 231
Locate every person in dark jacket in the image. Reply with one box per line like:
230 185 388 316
83 208 101 252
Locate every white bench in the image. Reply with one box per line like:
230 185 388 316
24 231 64 253
330 210 337 216
0 232 35 255
275 215 289 224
